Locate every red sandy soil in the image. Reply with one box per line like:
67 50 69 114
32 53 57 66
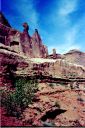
1 83 85 126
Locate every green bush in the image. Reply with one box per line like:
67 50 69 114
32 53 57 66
49 83 55 88
54 101 60 108
49 83 54 87
59 81 65 86
1 77 38 117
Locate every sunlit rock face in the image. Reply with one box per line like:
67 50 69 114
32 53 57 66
64 50 85 67
31 29 48 58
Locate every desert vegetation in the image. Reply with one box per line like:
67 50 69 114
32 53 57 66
1 77 38 118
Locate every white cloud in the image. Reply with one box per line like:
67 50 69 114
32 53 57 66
45 0 82 54
65 25 78 45
59 0 78 16
47 23 81 54
57 0 79 26
9 0 84 54
48 0 79 28
48 43 81 54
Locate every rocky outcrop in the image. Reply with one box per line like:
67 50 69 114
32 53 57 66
31 29 48 58
29 58 85 79
0 13 48 58
0 12 11 27
64 49 85 67
0 44 85 87
0 43 30 87
48 49 64 59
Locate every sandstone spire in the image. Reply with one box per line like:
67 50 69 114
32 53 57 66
22 22 29 34
34 29 41 42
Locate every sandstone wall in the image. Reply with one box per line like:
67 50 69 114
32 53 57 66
64 51 85 67
0 45 85 87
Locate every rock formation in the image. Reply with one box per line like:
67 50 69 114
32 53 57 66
48 49 64 59
0 12 11 44
0 12 85 89
0 12 85 127
0 13 48 58
64 49 85 67
0 44 85 88
0 12 11 27
23 22 29 34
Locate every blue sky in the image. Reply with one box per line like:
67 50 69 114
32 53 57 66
1 0 85 54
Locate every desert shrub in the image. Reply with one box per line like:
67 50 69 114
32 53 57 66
68 72 77 78
49 83 55 88
59 81 65 86
49 83 61 88
70 82 74 89
54 101 60 108
49 83 54 87
1 77 38 117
